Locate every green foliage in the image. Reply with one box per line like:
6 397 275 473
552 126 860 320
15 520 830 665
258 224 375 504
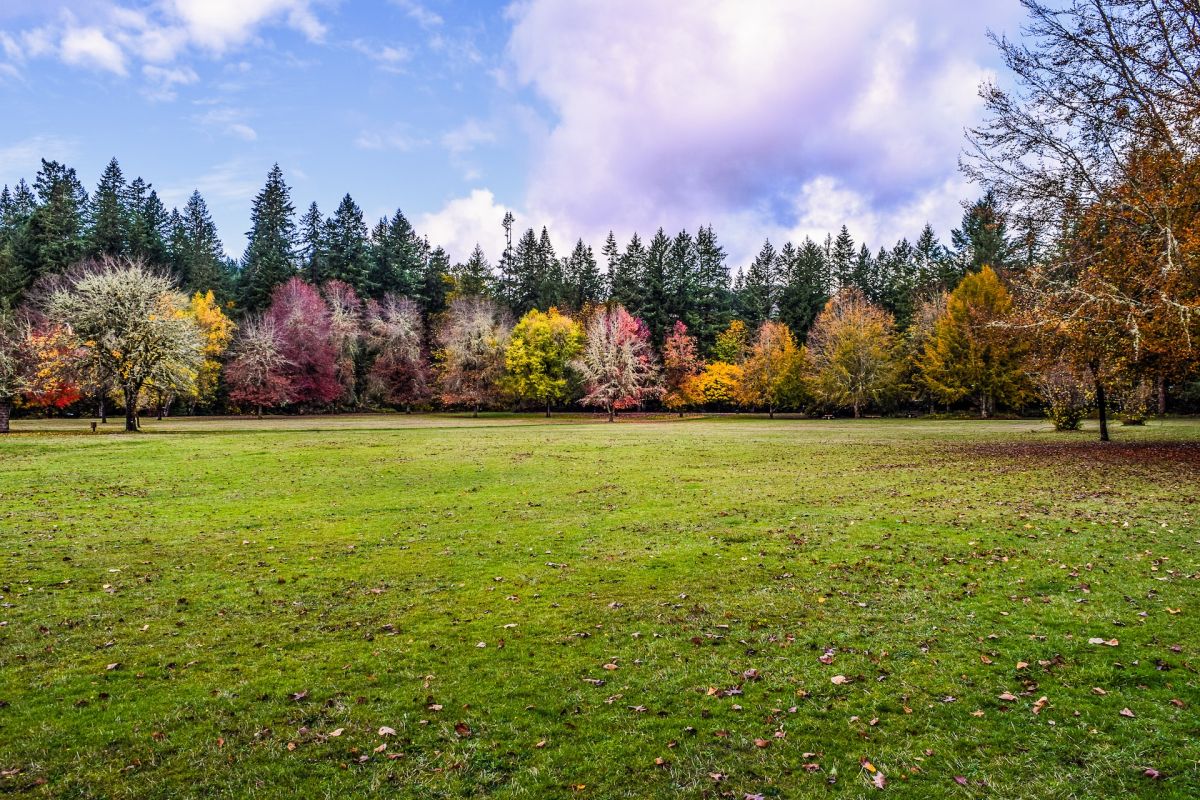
711 319 749 364
239 164 298 311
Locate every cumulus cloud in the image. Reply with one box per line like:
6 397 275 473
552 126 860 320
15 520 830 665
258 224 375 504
504 0 1023 265
418 188 515 264
0 0 328 94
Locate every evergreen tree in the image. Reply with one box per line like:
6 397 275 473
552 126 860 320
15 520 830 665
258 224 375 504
878 238 920 329
535 226 564 310
830 225 856 288
739 239 778 329
914 223 949 289
178 191 229 298
664 229 698 332
505 228 541 315
609 232 646 315
600 231 620 302
299 202 327 285
0 182 36 306
239 164 297 311
777 237 830 340
693 224 731 353
371 210 423 298
127 178 170 266
451 244 494 298
951 191 1011 280
563 239 603 310
641 228 671 342
324 193 370 294
87 158 129 259
420 244 451 319
22 159 87 279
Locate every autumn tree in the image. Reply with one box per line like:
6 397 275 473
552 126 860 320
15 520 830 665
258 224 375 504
806 288 898 418
225 315 293 417
436 296 510 416
574 305 661 421
20 323 81 414
712 319 750 364
264 277 342 408
323 280 365 407
661 320 702 415
966 0 1200 438
0 309 31 432
46 258 202 431
365 294 428 412
503 308 584 416
737 321 806 418
187 291 234 410
918 266 1027 417
687 361 742 409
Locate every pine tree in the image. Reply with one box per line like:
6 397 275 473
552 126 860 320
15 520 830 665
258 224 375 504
777 237 830 340
535 226 564 310
126 178 170 266
609 233 646 315
87 158 129 259
563 239 602 310
831 225 856 288
913 223 948 289
178 191 229 298
23 159 87 279
299 202 326 285
368 210 423 298
420 244 451 319
239 164 297 310
451 244 494 298
506 228 541 315
693 225 731 353
951 191 1011 280
600 231 620 302
641 228 671 342
324 193 370 295
0 182 36 306
664 230 698 332
739 239 778 330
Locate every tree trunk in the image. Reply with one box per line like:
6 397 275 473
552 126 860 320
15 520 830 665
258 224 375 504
157 403 164 421
99 395 107 424
1095 377 1110 442
256 405 263 420
124 387 139 432
473 403 479 419
405 404 412 415
545 400 551 418
678 409 684 418
768 405 775 420
853 401 861 419
0 399 11 434
980 393 989 419
607 404 615 422
1157 374 1167 416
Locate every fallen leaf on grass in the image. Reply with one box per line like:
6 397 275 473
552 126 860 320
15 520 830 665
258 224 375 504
1088 638 1119 647
1119 708 1135 718
1143 768 1162 779
955 776 969 786
997 692 1018 702
1032 696 1049 715
831 675 848 685
105 663 120 671
454 722 472 738
378 726 396 736
603 663 619 671
753 738 770 748
329 729 344 737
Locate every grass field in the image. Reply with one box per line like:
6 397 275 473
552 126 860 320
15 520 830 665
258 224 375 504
1 415 1197 798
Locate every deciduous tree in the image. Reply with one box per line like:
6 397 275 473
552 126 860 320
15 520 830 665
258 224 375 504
365 294 428 412
806 288 898 418
436 296 510 416
661 321 702 415
225 315 293 417
574 305 660 421
738 321 806 418
503 308 584 416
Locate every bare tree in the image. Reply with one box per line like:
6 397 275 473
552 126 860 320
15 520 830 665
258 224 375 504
436 296 510 417
225 315 294 418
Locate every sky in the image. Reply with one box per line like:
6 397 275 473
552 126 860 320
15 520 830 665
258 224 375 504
0 0 1027 269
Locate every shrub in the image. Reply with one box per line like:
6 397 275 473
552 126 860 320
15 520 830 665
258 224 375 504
1114 379 1152 425
1038 363 1094 431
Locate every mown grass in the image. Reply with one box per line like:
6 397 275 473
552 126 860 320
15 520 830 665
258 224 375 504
0 415 1197 799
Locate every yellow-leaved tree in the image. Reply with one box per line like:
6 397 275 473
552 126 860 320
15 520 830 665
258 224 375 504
918 266 1027 418
502 307 584 416
737 321 807 418
187 291 235 410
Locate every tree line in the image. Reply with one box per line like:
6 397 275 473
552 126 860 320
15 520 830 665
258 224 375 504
2 0 1199 439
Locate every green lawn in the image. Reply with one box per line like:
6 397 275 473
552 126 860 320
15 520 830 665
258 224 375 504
1 415 1197 798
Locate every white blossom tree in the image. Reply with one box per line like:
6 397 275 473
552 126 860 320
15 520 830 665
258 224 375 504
47 257 203 431
574 305 661 421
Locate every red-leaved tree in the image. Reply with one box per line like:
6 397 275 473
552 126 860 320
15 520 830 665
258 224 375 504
225 315 294 417
265 277 342 408
575 305 661 421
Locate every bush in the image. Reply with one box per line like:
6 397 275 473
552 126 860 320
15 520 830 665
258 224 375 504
1038 363 1094 431
1114 379 1152 425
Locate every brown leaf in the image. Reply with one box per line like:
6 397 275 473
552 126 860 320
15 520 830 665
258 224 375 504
534 740 546 748
754 738 770 748
997 692 1018 702
954 776 969 786
603 663 619 671
454 721 472 738
378 726 396 736
1143 768 1162 780
1032 696 1048 715
980 654 993 665
1087 637 1119 647
1015 661 1029 669
106 663 120 671
329 728 344 737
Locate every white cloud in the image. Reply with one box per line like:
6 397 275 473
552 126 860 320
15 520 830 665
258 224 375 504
351 38 411 72
60 26 126 74
418 188 516 264
166 0 325 52
391 0 443 30
354 126 426 152
441 118 495 155
505 0 1022 266
142 63 197 100
196 106 258 141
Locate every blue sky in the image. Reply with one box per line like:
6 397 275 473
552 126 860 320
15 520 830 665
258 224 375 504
0 1 1025 268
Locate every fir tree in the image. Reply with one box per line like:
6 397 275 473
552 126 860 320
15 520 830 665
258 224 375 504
664 230 698 332
324 193 370 295
693 224 731 353
451 244 494 298
535 226 564 310
420 244 451 319
739 239 779 330
178 191 229 298
563 239 602 310
641 228 671 342
830 225 856 288
777 237 830 339
126 178 170 266
239 164 297 311
299 202 326 285
87 158 129 259
609 233 646 315
951 191 1011 280
23 159 87 279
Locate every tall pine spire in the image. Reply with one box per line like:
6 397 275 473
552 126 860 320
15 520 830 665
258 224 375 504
240 164 297 310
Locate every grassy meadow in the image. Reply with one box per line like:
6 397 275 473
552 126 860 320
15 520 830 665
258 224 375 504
0 414 1197 798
